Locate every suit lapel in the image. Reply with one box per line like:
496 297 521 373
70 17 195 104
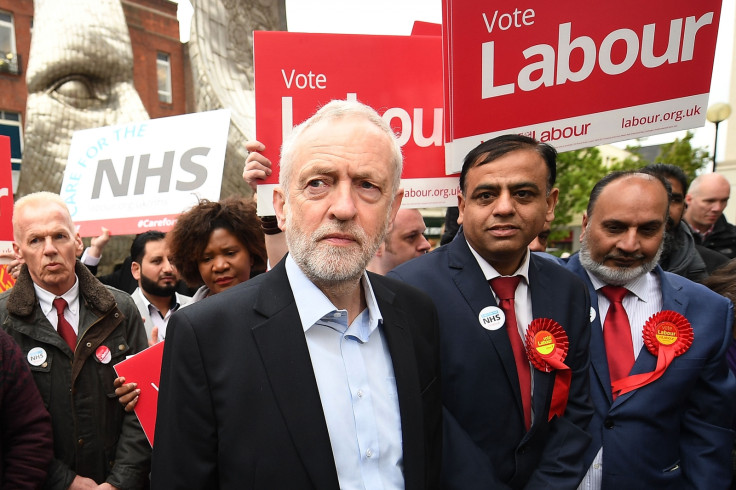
249 261 340 490
659 267 688 313
371 274 424 490
527 256 563 429
447 235 527 422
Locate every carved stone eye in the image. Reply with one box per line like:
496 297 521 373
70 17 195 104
53 77 94 100
46 75 110 109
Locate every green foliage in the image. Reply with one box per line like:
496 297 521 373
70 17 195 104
552 147 607 238
653 131 709 181
551 131 709 241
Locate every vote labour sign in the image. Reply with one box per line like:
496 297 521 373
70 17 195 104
442 0 722 173
253 31 458 215
61 110 230 237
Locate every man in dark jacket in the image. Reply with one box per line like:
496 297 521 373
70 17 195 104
0 192 150 489
641 164 728 280
684 172 736 259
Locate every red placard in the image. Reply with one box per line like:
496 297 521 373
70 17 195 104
0 136 13 243
254 31 459 213
0 136 15 286
113 341 165 446
443 0 722 172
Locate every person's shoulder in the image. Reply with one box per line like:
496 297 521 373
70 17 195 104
662 271 733 327
105 284 137 305
370 271 434 302
390 244 449 278
179 273 268 318
531 252 583 281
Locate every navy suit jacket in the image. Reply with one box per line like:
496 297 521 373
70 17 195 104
151 258 442 489
567 255 736 489
390 231 593 489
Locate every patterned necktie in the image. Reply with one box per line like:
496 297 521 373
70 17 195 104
600 286 635 397
53 298 77 351
490 276 531 430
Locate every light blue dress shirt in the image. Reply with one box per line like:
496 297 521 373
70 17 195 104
286 255 404 490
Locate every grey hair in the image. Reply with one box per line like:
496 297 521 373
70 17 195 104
13 191 74 237
278 99 403 197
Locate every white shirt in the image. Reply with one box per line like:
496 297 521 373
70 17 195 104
578 270 662 490
467 242 535 420
35 277 81 334
286 255 404 490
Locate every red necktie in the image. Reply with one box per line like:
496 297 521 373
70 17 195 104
600 286 635 396
53 298 77 351
490 276 531 430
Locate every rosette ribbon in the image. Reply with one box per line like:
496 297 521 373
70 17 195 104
611 310 692 397
525 318 570 421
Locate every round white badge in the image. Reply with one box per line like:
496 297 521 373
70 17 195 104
95 345 112 364
590 307 597 323
27 347 47 367
479 306 506 331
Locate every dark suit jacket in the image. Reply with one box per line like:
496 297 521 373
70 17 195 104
567 255 736 489
389 231 593 489
150 258 442 489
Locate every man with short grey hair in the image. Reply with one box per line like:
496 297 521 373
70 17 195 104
684 172 736 258
152 99 441 489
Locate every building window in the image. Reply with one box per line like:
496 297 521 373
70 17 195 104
157 52 172 104
0 11 19 75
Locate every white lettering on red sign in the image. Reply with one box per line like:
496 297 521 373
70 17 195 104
281 69 327 89
481 12 714 99
280 93 443 149
482 8 535 34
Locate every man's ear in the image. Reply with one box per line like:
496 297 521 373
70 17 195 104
545 188 559 223
273 186 287 231
374 242 386 258
131 261 141 282
388 189 404 226
579 213 589 243
457 193 465 226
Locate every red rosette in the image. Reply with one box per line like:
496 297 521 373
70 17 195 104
642 310 693 357
525 318 569 372
525 318 571 421
612 310 693 397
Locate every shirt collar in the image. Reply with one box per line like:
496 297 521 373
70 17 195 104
586 269 652 302
686 220 714 239
35 276 80 317
466 239 531 284
285 254 383 338
137 287 181 313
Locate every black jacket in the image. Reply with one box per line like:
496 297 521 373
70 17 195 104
691 215 736 259
0 262 150 489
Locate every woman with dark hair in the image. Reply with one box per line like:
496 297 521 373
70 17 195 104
114 198 267 412
168 197 267 302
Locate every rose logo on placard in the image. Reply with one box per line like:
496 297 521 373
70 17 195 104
612 310 693 397
525 318 571 420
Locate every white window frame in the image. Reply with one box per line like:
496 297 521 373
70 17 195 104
157 52 172 104
0 11 18 74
